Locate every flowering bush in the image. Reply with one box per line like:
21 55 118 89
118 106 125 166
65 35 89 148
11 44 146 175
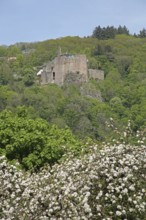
106 118 146 146
0 142 146 219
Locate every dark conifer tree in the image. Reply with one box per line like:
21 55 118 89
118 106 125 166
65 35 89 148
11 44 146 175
139 28 146 38
117 25 129 35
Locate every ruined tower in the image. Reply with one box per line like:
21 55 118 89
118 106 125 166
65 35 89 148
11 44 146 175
37 52 104 85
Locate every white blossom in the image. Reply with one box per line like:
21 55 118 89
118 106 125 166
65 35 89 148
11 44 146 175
116 210 122 216
0 143 146 219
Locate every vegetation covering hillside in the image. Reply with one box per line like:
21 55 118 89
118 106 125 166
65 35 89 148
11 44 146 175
0 31 146 140
0 26 146 219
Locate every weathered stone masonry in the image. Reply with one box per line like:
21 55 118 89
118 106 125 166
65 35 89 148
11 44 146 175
37 53 104 85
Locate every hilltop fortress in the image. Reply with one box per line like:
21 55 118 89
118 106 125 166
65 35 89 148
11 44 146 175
37 51 104 85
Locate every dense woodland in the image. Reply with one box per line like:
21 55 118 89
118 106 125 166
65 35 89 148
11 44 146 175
0 26 146 219
0 26 146 168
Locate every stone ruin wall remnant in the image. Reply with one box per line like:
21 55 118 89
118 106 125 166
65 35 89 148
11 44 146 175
37 53 104 85
88 69 104 80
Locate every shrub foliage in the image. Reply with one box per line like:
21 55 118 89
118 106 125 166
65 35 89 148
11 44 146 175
0 143 146 219
0 110 80 170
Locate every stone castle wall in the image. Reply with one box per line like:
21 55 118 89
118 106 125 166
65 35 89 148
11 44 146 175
37 54 104 85
88 69 104 80
53 54 88 85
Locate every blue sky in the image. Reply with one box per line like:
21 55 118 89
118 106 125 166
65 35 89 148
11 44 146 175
0 0 146 45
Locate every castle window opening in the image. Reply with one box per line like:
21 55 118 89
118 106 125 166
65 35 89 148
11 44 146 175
53 72 55 80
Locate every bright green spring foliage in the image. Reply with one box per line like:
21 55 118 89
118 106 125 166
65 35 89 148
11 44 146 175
0 109 81 170
0 34 146 149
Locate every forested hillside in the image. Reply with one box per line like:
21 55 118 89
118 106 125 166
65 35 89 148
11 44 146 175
0 27 146 219
0 32 146 139
0 32 146 166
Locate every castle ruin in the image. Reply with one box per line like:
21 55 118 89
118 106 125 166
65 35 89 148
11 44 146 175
37 52 104 85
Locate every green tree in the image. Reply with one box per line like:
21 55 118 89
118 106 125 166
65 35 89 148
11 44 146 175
115 56 132 77
117 25 129 35
0 63 13 85
23 67 35 86
92 25 116 40
6 45 21 57
138 28 146 38
0 110 80 170
110 96 127 118
0 46 7 57
0 86 20 111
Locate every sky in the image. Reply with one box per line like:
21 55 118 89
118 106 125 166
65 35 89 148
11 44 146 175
0 0 146 45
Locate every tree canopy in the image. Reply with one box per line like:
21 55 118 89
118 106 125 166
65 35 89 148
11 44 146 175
0 26 146 169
